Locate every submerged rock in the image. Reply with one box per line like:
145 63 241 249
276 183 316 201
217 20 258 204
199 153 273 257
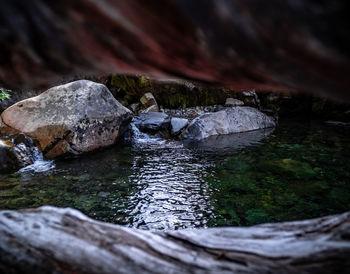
170 117 189 136
183 107 275 140
0 134 38 173
1 80 132 158
134 112 170 132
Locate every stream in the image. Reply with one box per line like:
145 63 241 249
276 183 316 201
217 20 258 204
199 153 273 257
0 118 349 230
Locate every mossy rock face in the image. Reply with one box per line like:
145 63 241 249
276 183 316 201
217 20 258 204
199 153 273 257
107 75 237 109
109 75 154 103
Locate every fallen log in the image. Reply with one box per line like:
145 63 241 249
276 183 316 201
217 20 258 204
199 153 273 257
0 206 349 273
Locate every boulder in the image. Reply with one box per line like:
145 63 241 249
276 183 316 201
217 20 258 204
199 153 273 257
140 92 159 111
225 98 244 107
183 107 275 140
171 117 189 136
0 116 19 135
134 112 170 132
1 80 132 158
0 134 38 173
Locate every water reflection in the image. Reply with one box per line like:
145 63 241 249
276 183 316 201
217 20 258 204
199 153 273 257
118 126 273 230
0 125 273 230
183 127 275 154
125 148 215 230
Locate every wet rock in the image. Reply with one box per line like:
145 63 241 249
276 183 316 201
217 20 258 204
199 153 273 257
141 105 159 113
225 98 244 107
1 80 132 158
183 107 275 140
140 92 159 111
325 121 350 127
134 112 170 132
0 135 38 173
171 118 189 136
183 127 274 153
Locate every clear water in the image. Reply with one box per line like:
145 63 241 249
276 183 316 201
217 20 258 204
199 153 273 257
0 119 349 230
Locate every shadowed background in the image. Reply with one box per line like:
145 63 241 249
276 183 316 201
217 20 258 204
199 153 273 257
0 0 349 101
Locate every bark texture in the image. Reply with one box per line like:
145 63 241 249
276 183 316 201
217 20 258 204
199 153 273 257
0 206 349 273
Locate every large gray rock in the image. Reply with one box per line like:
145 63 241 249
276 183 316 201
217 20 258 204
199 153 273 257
134 112 170 132
1 80 132 158
171 117 189 136
183 107 275 140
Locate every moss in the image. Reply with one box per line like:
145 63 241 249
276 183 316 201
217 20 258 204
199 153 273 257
109 75 154 102
108 74 237 108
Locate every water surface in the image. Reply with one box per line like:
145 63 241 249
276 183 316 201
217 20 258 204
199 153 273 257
0 119 349 230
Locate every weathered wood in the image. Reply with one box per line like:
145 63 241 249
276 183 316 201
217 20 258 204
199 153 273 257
0 206 349 273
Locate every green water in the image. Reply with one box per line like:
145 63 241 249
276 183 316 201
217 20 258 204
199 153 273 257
0 119 349 230
208 120 350 226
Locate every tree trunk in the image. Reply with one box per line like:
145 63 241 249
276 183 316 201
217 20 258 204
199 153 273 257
0 206 349 273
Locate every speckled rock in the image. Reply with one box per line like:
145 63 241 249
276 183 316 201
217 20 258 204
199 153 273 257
183 107 275 140
1 80 132 158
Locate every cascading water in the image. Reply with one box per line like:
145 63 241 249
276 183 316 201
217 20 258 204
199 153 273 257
18 146 55 175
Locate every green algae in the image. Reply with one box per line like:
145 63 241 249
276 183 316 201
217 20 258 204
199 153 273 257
207 119 350 227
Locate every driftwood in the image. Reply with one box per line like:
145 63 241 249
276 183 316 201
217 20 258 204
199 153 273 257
0 206 349 273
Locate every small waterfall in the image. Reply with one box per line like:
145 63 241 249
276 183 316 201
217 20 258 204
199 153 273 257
126 121 183 150
127 122 166 146
18 145 55 174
